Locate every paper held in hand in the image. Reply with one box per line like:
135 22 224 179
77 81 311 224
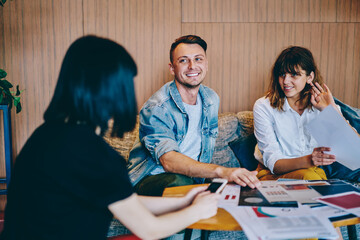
305 105 360 170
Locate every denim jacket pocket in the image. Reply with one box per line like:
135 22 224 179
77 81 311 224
209 125 218 138
175 132 185 142
203 122 218 138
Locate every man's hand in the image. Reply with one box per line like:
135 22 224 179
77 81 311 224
160 151 261 188
218 167 261 188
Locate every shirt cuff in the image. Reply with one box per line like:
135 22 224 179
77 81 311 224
154 139 180 164
264 153 283 174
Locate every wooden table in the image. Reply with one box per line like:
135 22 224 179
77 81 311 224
163 184 360 239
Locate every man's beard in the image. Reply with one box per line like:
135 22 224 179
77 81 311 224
176 78 202 89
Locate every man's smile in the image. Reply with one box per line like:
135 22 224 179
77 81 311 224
186 72 200 77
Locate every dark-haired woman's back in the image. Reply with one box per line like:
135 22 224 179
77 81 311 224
2 122 133 240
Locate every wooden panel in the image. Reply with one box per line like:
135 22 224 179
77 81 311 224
0 0 358 166
83 0 181 108
0 0 83 157
355 24 360 107
182 23 360 112
0 0 83 210
0 0 182 158
337 0 360 22
182 0 351 23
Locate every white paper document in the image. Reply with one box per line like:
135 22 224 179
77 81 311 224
305 105 360 170
315 191 360 217
258 180 326 204
223 205 338 240
257 182 295 203
218 184 240 207
311 205 353 219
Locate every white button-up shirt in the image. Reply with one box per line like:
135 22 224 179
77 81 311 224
253 97 320 173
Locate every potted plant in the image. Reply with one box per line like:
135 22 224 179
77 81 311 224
0 68 22 113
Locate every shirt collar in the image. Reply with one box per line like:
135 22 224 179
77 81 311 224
284 97 315 113
169 80 186 113
283 98 292 112
169 80 214 112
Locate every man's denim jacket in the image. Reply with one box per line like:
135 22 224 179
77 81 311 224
127 80 219 185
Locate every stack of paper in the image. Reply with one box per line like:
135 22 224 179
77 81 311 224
315 191 360 217
223 205 338 240
221 179 360 239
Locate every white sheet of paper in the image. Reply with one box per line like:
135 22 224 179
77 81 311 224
223 205 338 240
310 205 350 219
218 184 240 207
305 105 360 170
257 184 295 203
315 191 360 217
258 180 327 204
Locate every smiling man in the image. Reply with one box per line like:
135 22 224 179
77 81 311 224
127 35 260 196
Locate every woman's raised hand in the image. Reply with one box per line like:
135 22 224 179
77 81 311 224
310 82 336 111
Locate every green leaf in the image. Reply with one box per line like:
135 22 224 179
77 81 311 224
15 102 21 113
0 79 13 89
16 85 20 96
14 96 20 104
0 69 7 79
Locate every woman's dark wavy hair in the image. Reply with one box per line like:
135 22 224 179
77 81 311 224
266 46 323 111
44 35 137 138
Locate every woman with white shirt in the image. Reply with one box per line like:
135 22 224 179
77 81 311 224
253 46 360 181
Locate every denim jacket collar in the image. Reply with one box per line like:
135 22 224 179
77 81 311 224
169 80 215 112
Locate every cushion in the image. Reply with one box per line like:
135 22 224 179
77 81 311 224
211 147 241 168
104 117 140 160
216 113 239 146
236 111 254 137
228 133 258 171
211 113 241 168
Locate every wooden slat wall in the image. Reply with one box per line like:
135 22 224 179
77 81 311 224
182 22 360 112
182 0 360 112
0 0 83 162
83 0 181 105
0 0 359 209
0 0 84 209
182 0 359 23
